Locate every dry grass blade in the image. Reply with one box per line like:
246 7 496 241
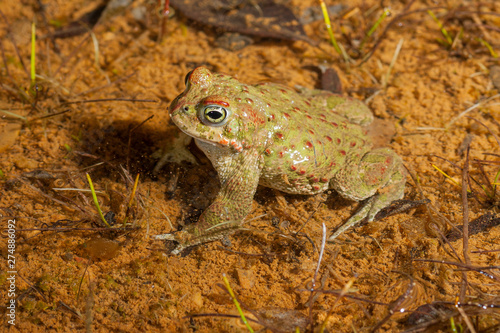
370 278 416 333
413 259 500 282
446 93 500 129
461 145 471 267
382 38 404 88
465 116 500 148
319 277 356 333
307 222 327 330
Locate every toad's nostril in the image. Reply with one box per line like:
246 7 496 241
183 106 189 112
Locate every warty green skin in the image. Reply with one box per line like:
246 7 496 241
155 67 406 254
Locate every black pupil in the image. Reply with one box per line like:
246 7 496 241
208 111 223 119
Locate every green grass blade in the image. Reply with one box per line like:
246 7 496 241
0 110 27 120
31 21 36 85
477 38 498 58
366 8 390 38
319 0 342 57
222 274 254 333
427 10 452 45
86 173 111 228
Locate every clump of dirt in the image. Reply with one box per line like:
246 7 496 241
0 0 499 332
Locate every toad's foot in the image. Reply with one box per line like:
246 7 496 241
328 148 406 241
154 221 240 255
153 131 197 173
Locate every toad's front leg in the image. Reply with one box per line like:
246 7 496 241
155 149 262 254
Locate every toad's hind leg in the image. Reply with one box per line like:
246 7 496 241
328 148 406 241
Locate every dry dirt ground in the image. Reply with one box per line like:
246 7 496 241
1 0 499 332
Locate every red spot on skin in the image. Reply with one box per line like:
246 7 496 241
246 98 253 104
242 105 266 125
291 165 297 171
278 151 285 157
283 113 291 119
293 107 300 112
267 103 272 107
331 122 338 127
306 115 312 119
279 89 288 94
308 174 314 178
219 138 229 145
231 142 242 151
320 177 329 182
320 114 326 118
305 100 311 106
276 132 284 140
265 148 271 155
305 141 313 148
325 136 333 142
340 150 346 156
269 114 275 121
313 185 321 191
312 177 319 182
202 96 230 107
236 98 242 103
291 145 295 149
329 162 336 167
299 168 306 175
350 142 356 147
308 130 314 135
336 138 341 144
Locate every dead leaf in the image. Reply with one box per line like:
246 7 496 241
170 0 314 44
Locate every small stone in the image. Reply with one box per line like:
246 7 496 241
236 268 255 289
81 238 121 261
490 65 500 90
14 156 38 170
191 290 204 309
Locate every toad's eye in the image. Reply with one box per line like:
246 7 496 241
200 105 229 126
184 70 193 85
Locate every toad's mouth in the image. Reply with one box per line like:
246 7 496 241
172 121 224 148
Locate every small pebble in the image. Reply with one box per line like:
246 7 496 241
236 268 255 289
490 65 500 90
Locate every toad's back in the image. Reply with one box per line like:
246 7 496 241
247 83 374 195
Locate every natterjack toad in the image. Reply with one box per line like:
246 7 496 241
156 67 406 254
